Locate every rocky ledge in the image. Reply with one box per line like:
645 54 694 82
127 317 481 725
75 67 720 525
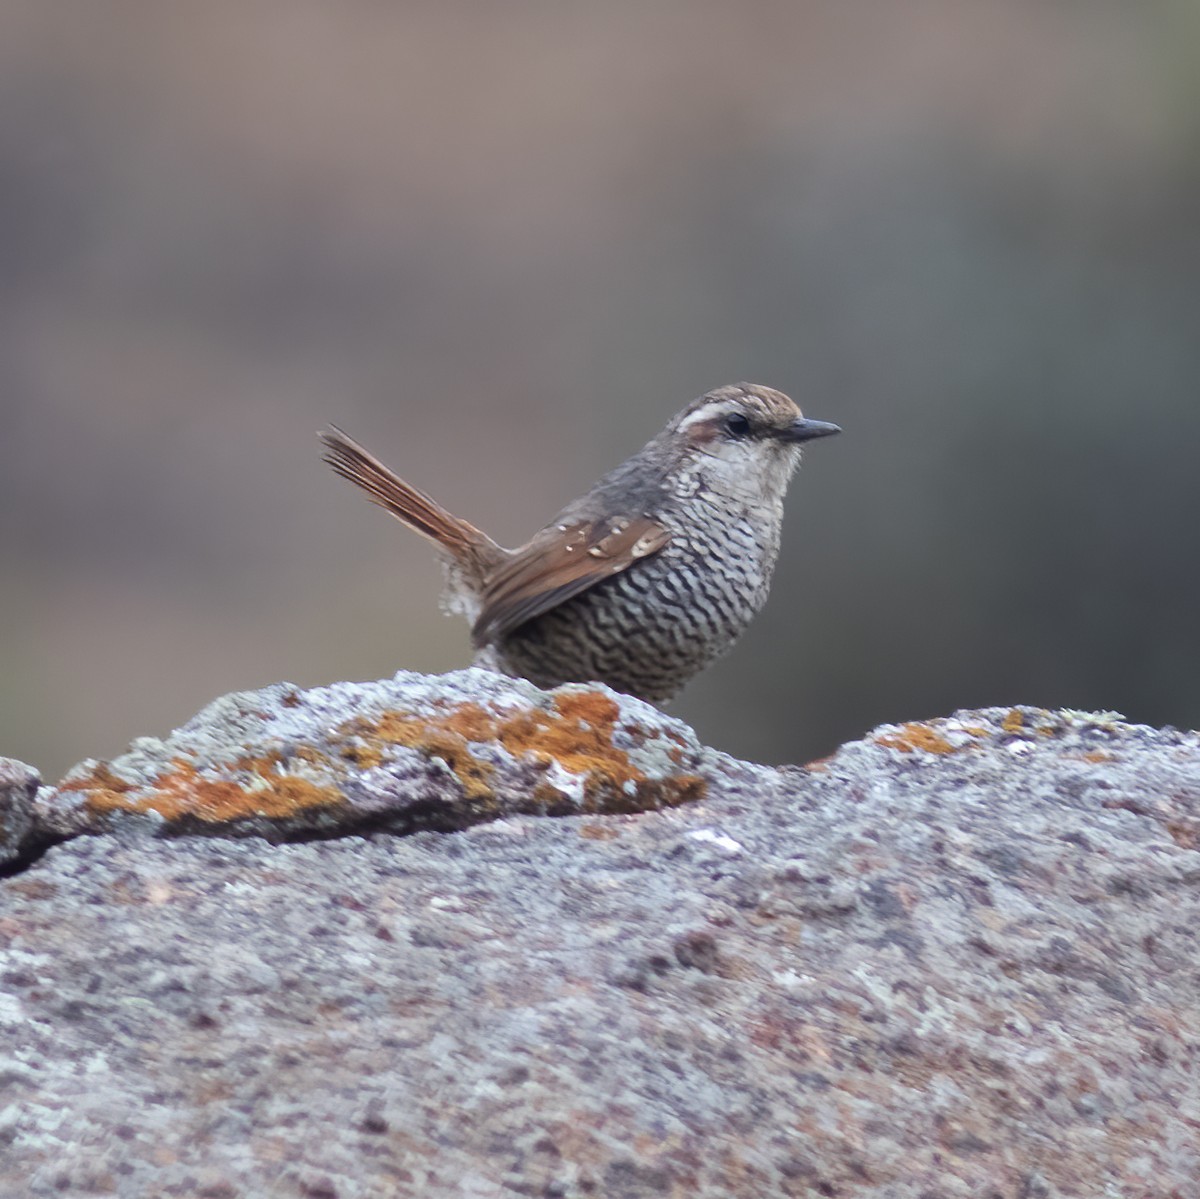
1 670 1198 1197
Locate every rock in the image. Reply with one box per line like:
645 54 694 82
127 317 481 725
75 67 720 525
1 681 1198 1197
0 756 40 865
39 669 709 842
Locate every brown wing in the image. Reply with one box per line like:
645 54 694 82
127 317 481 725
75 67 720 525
471 515 671 647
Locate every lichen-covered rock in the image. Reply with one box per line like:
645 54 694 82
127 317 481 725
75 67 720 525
39 669 707 842
0 756 40 864
2 688 1199 1197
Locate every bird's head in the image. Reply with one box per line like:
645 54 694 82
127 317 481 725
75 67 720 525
666 383 840 502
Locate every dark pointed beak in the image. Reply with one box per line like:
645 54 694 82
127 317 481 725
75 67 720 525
781 417 841 443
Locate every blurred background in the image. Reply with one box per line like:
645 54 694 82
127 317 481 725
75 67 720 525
3 1 1198 781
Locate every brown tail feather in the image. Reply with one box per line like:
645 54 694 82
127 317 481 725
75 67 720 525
319 426 504 579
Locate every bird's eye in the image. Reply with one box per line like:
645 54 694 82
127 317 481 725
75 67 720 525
724 413 751 438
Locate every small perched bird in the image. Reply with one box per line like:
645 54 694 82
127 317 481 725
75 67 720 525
320 384 839 701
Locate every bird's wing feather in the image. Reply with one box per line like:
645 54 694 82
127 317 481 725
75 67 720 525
472 515 671 646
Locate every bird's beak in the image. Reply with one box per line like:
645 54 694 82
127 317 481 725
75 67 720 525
780 417 841 443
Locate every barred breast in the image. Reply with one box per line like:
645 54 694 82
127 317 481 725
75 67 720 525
478 492 785 701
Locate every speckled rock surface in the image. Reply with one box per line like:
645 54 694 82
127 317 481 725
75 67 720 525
38 669 709 843
0 757 39 865
2 685 1199 1198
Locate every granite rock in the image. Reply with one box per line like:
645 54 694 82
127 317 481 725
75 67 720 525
38 669 710 843
0 757 40 866
0 679 1198 1197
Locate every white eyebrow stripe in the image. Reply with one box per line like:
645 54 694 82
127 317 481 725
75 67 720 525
677 402 733 433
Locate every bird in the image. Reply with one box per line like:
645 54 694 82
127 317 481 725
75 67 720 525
320 383 840 702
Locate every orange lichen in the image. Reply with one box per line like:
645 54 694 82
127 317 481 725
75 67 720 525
874 722 956 755
337 741 384 770
58 762 133 798
351 710 498 805
1002 709 1025 734
61 691 705 828
501 691 704 811
69 753 342 824
498 692 627 779
335 691 705 813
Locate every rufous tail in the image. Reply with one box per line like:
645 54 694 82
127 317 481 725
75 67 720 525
319 426 504 581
